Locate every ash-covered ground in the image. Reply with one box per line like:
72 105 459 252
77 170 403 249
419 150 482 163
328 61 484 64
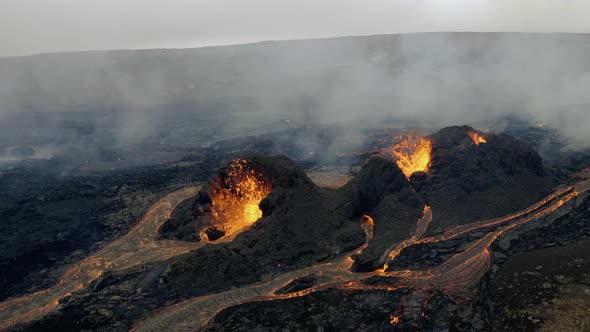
1 118 589 332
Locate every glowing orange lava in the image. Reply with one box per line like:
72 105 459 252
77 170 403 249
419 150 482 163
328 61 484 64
4 157 588 332
360 215 375 242
391 131 432 178
389 314 401 325
468 131 487 146
209 159 272 234
132 177 590 331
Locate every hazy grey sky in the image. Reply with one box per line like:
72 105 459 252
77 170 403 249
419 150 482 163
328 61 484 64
2 0 590 57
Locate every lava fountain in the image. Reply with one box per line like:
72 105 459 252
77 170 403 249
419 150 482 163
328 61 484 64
391 131 432 179
208 159 272 237
468 131 487 146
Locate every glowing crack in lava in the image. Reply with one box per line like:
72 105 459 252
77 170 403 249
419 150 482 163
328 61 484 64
468 131 487 146
208 159 271 237
0 186 206 330
391 131 432 178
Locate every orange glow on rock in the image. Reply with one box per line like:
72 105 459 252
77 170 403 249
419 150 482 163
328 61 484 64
391 131 432 179
468 131 487 146
361 215 375 242
389 314 401 325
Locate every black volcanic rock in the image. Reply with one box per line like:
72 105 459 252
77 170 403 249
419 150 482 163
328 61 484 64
160 156 424 275
342 158 424 271
205 287 476 332
418 125 554 233
160 156 361 296
157 196 202 242
343 157 414 216
158 156 323 242
10 132 587 332
160 156 423 295
206 288 411 331
248 155 318 190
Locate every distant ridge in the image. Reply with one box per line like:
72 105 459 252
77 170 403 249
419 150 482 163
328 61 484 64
2 31 589 59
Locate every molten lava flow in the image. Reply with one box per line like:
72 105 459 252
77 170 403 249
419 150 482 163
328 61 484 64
131 178 590 332
389 314 401 325
349 215 375 263
209 159 272 236
381 205 432 271
360 215 375 242
468 131 487 146
0 186 205 331
391 131 432 178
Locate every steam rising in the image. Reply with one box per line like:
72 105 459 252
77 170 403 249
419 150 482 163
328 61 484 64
0 32 589 164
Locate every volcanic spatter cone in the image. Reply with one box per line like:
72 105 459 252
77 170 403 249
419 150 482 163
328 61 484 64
396 125 554 233
157 155 423 294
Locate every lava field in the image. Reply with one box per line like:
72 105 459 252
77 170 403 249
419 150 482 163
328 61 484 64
1 124 590 332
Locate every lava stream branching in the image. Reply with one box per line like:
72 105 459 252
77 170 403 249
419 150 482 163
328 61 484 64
418 186 576 244
380 206 432 270
0 161 274 330
0 160 269 330
3 166 589 331
0 186 203 330
132 177 590 332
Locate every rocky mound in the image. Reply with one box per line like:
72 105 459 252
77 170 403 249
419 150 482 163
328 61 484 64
156 195 201 242
341 157 424 271
413 125 554 233
158 156 423 274
11 133 582 332
159 155 359 243
162 156 423 294
16 156 426 332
